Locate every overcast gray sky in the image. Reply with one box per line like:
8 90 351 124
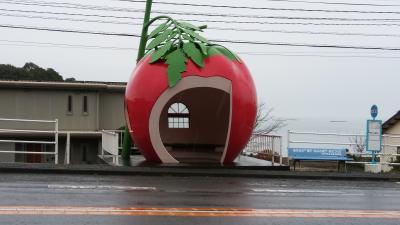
1 0 400 122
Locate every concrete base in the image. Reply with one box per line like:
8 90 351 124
99 154 289 170
364 164 382 173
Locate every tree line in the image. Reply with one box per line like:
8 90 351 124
0 62 75 82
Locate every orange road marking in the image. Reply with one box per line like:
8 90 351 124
0 206 399 219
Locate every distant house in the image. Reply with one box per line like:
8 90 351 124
383 111 400 134
0 80 126 164
382 111 400 164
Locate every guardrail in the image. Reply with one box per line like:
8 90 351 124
288 130 400 167
243 133 283 166
0 118 59 164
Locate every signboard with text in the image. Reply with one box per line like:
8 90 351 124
366 120 382 152
288 148 347 160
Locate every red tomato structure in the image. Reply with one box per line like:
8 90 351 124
125 54 257 164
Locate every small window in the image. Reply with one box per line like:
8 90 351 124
82 145 87 162
397 147 400 161
168 103 189 128
67 95 73 114
83 96 88 113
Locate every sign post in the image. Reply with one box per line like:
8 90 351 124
366 105 382 164
122 0 154 163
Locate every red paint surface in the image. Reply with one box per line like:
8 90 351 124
125 55 257 164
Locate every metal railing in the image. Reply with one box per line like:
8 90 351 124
288 130 400 166
243 133 283 166
101 130 119 164
99 130 138 165
0 118 59 164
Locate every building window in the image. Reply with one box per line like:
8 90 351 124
168 103 189 128
397 147 400 161
83 95 88 114
67 95 73 114
82 145 88 162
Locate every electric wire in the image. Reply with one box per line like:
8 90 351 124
0 24 140 37
2 0 400 22
2 8 400 27
2 12 400 38
0 13 143 26
2 40 400 59
1 24 400 51
256 0 400 7
116 0 400 14
0 39 137 50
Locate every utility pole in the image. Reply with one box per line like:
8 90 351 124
121 0 153 163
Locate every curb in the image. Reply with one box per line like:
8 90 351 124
0 164 399 181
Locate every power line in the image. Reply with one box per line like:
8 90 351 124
0 0 144 13
152 11 400 22
210 26 400 37
2 8 400 27
2 12 400 38
212 38 400 51
3 0 400 22
0 39 137 50
117 0 400 14
0 7 141 20
239 52 400 59
0 24 139 37
0 13 144 26
1 24 400 51
258 0 400 7
2 39 400 59
25 0 400 8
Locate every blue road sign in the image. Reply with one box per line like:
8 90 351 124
371 105 378 119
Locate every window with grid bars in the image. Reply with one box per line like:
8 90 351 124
168 103 189 128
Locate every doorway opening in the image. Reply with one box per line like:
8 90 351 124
159 87 230 163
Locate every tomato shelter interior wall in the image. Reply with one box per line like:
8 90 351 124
159 87 230 162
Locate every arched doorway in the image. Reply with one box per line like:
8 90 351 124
148 76 232 164
159 88 230 163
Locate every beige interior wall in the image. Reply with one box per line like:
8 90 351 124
159 87 230 146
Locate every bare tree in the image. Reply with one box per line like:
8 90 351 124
349 136 365 153
253 102 286 134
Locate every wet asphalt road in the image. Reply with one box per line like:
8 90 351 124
0 173 399 225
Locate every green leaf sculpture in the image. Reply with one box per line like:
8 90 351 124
146 18 240 87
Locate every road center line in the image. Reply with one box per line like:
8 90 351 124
250 189 342 194
47 185 157 191
0 206 399 218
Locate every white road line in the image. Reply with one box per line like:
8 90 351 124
47 184 157 191
251 188 343 194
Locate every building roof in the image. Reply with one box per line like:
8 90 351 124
382 110 400 133
0 80 126 93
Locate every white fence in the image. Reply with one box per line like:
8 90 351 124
101 130 119 164
0 118 59 164
288 130 400 167
243 133 283 166
100 130 139 165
